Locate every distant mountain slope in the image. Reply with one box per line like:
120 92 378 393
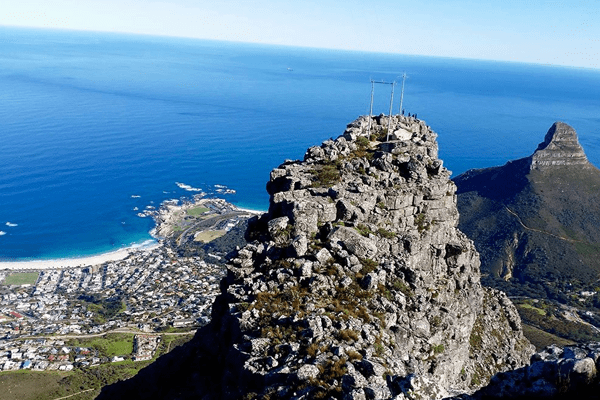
455 122 600 295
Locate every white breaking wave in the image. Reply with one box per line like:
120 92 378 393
5 222 18 227
215 184 236 194
175 182 203 192
216 188 236 194
0 231 6 236
131 195 141 198
130 239 159 250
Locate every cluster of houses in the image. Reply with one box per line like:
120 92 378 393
133 334 160 361
0 334 162 372
0 198 258 373
0 338 90 371
0 246 224 336
0 245 226 372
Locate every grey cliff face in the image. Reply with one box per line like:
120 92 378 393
531 122 589 169
211 115 533 399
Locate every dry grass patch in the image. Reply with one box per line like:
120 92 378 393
194 230 226 243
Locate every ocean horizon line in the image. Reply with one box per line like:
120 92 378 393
2 29 599 260
2 24 596 72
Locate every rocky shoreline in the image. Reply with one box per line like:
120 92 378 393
149 196 261 240
0 196 260 272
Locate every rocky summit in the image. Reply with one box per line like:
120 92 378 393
98 115 533 400
531 122 590 169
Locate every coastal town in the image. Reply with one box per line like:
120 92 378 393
0 198 258 372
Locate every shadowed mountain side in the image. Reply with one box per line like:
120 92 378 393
95 301 244 399
453 157 531 201
455 122 600 289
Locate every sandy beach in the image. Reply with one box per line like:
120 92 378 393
0 197 259 272
234 206 265 215
0 241 161 271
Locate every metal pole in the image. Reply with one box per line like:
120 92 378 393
386 81 395 142
399 72 406 115
368 80 374 137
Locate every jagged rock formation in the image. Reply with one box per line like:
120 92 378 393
97 115 532 400
450 343 600 399
531 122 589 169
454 122 600 291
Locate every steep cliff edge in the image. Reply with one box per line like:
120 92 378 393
97 115 532 399
455 122 600 290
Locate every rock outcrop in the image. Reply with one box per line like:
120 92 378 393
97 115 533 400
531 122 590 169
450 343 600 399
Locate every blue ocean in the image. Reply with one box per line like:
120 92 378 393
2 26 600 261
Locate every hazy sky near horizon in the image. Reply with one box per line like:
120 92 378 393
3 0 600 69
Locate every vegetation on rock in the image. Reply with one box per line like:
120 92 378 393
97 115 533 400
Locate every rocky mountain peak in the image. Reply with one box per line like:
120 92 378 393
97 115 534 400
455 122 600 286
207 115 533 399
531 122 589 169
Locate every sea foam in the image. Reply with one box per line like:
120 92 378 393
176 182 204 192
5 222 17 227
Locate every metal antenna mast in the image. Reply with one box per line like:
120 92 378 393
368 79 396 140
368 79 375 136
386 81 396 141
399 72 407 115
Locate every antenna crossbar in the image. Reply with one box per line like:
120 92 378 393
367 79 397 140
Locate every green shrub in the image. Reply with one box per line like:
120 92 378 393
377 228 396 239
415 213 430 233
356 224 374 237
356 258 378 280
356 136 370 149
391 279 413 297
374 336 385 356
310 161 342 187
430 315 442 327
470 333 482 349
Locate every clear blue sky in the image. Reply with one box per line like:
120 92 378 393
3 0 600 69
